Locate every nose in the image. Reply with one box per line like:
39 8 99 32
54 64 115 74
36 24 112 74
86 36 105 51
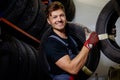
58 16 62 21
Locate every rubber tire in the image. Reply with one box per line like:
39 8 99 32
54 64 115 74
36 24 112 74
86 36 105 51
13 38 29 80
6 0 28 23
0 21 40 48
0 35 19 80
0 0 16 17
40 22 100 80
27 0 47 40
112 0 120 16
21 41 37 80
96 1 120 63
15 0 39 30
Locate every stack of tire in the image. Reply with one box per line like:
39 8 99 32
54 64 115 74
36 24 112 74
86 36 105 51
0 0 101 80
0 0 47 47
0 34 51 80
0 0 76 47
0 0 75 80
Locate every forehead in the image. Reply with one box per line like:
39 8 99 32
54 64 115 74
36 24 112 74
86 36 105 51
50 9 65 16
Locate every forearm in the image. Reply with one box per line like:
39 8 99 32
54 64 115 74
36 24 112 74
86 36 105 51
69 31 99 74
69 46 89 74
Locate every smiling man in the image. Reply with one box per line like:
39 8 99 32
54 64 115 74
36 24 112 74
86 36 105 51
41 1 99 80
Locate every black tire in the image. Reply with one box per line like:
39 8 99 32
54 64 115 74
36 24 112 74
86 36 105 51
0 48 10 80
66 0 76 21
37 22 51 40
27 0 47 40
36 47 52 80
112 0 120 16
0 35 19 80
6 0 28 23
30 45 41 80
13 38 29 80
15 0 39 30
40 22 100 80
0 0 16 17
96 1 120 63
1 0 47 48
21 41 37 80
0 21 40 48
0 34 44 80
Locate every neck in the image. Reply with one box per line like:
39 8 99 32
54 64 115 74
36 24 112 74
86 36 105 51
53 29 67 39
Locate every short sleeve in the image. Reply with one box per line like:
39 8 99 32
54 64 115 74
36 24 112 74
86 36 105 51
43 38 68 63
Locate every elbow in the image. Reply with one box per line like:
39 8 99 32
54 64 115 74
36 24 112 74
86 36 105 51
68 69 79 75
67 65 82 75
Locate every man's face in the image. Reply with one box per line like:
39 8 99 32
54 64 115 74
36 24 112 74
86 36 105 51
47 9 67 31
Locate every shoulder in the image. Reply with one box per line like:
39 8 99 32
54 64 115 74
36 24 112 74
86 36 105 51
43 36 63 48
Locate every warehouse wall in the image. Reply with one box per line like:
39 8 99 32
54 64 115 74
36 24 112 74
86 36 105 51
72 0 120 79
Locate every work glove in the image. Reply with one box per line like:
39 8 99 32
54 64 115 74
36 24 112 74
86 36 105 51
84 32 99 50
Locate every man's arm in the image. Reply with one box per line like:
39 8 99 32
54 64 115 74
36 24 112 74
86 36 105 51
55 32 99 75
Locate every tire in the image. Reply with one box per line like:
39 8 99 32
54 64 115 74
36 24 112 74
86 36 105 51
0 35 19 80
66 0 76 21
40 22 100 80
27 0 47 40
0 0 28 24
112 0 120 16
14 38 29 80
6 0 28 23
37 22 51 40
0 34 47 80
0 21 40 48
1 0 46 48
21 41 37 80
0 0 16 17
96 1 120 63
15 0 39 30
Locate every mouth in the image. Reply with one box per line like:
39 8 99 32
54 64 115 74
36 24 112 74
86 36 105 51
56 21 64 26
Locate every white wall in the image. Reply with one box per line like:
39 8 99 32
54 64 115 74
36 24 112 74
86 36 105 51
72 0 120 79
73 0 110 30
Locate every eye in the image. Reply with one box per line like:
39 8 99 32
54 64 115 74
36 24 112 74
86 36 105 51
52 15 57 19
60 14 65 17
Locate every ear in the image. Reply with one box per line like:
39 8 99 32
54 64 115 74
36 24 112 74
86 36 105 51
47 18 51 24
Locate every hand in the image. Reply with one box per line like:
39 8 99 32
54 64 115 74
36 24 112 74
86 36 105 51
84 32 99 49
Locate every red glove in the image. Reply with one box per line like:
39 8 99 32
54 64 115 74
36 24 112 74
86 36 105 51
69 75 74 80
84 32 99 50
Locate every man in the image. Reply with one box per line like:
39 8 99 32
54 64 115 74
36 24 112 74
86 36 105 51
42 1 99 80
